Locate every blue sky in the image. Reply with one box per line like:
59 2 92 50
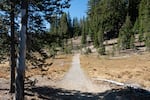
66 0 88 19
46 0 88 29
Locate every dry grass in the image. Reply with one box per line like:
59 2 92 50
0 62 9 79
26 54 72 80
80 53 150 89
0 54 72 81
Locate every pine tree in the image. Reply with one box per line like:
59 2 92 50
97 29 105 55
60 13 69 38
72 17 80 37
10 0 16 93
81 17 87 46
59 13 69 51
130 35 135 49
91 15 100 47
133 18 140 34
67 12 73 38
128 0 141 24
27 0 71 51
87 0 129 56
0 12 9 56
139 0 150 50
118 15 134 50
0 0 18 93
0 20 9 57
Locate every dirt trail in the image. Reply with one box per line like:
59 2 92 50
56 54 110 92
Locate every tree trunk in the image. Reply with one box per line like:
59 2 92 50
16 0 28 99
10 0 16 93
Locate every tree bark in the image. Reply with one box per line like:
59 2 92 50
10 0 16 93
16 0 28 100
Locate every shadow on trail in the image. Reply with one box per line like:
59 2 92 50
26 86 150 100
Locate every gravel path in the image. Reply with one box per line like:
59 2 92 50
56 54 110 92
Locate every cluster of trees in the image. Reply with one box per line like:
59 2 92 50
0 0 70 99
86 0 150 54
51 0 150 55
46 11 89 54
138 0 150 51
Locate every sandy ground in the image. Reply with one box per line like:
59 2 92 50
80 52 150 90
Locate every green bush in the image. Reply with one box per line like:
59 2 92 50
145 32 150 51
84 47 92 55
98 46 105 55
64 46 72 54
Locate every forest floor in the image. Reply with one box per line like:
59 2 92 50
0 53 150 99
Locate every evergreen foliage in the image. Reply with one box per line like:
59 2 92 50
128 0 141 24
145 33 150 51
72 17 81 37
133 18 140 34
88 0 127 40
59 13 69 40
138 0 150 50
0 0 71 99
118 15 134 50
81 17 87 46
97 30 105 55
0 32 9 57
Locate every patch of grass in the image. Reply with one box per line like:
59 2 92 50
0 54 73 81
26 54 72 80
80 53 150 89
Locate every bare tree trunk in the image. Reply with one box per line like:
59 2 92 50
16 0 28 99
10 0 16 93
